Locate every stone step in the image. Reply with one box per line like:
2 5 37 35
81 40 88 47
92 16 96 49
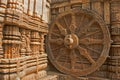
47 71 111 80
48 71 89 80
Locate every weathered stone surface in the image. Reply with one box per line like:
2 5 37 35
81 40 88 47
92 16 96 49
0 0 55 80
1 0 120 80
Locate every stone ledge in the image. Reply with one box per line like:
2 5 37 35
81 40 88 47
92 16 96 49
48 71 110 80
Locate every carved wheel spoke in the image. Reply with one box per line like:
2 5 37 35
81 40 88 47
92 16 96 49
70 50 76 70
79 38 103 45
79 19 95 35
47 9 111 76
55 48 67 61
56 21 67 36
85 46 101 54
49 38 64 45
80 30 101 39
77 46 96 65
85 19 95 29
70 12 77 33
76 14 85 34
63 16 69 29
51 32 61 37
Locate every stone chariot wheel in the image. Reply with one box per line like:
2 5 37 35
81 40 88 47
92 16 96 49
47 9 111 76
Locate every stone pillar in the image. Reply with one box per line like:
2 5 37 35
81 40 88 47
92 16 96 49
108 0 120 79
3 25 21 59
39 33 46 54
31 31 40 55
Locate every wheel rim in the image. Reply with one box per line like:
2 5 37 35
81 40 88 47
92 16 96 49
47 9 111 76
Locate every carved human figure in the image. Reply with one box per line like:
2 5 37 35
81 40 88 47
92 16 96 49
39 33 45 54
25 30 32 53
20 29 31 56
20 29 26 53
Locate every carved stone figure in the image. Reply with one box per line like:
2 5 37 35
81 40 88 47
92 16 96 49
20 29 27 56
20 29 32 56
25 30 32 55
39 33 45 54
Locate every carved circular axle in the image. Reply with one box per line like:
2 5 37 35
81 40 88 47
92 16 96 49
64 34 79 49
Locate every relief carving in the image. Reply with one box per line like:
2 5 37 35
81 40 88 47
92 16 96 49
3 26 21 58
26 30 32 54
39 33 45 54
20 29 31 56
20 29 26 56
11 44 20 58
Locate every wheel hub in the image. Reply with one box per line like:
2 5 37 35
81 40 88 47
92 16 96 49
64 34 79 49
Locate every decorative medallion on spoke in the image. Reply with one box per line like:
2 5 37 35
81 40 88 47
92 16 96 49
47 9 111 76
